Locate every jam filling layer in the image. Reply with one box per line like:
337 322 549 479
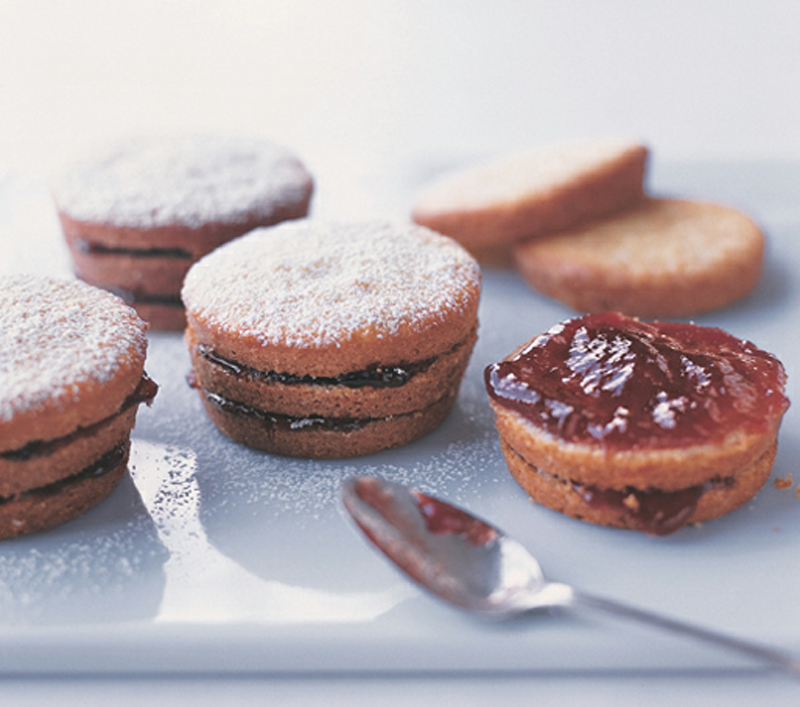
75 238 193 260
203 388 435 433
486 312 789 450
109 288 184 308
511 440 735 536
1 373 158 462
0 440 128 506
198 344 437 389
576 476 734 536
204 390 367 432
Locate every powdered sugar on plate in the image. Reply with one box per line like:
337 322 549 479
0 275 147 422
50 134 313 229
133 332 502 526
181 220 481 347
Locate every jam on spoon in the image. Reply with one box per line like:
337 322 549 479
342 476 800 675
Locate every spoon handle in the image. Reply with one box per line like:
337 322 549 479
569 589 800 676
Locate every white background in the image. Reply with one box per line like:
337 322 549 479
1 2 799 704
2 0 799 177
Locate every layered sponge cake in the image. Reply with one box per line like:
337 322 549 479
51 134 314 329
0 275 157 539
182 220 481 458
485 313 789 535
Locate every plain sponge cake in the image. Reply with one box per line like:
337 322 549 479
513 198 765 317
411 138 648 259
51 134 314 330
182 220 481 458
485 312 789 535
0 275 157 539
412 138 765 318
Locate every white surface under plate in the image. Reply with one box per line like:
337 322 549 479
0 160 798 676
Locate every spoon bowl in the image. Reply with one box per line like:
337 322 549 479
341 475 800 676
340 476 571 616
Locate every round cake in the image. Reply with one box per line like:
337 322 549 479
0 275 157 539
411 138 648 261
182 220 481 458
512 198 764 317
51 134 314 330
485 312 790 535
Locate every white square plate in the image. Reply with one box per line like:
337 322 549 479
0 159 797 675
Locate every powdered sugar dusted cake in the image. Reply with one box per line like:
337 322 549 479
51 134 314 330
182 220 481 458
0 275 157 538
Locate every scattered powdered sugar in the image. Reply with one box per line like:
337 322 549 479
0 517 166 625
0 275 147 421
127 440 412 624
50 134 312 229
132 333 501 525
181 220 481 347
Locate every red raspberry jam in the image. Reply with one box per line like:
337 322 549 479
413 491 498 546
485 313 789 450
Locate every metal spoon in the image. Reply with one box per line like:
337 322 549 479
341 475 800 676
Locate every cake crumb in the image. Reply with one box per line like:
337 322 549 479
622 493 640 511
774 473 793 490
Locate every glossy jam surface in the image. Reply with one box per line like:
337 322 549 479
486 313 789 449
198 344 432 389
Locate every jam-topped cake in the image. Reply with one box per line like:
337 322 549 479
182 220 481 458
411 138 648 265
0 275 157 539
51 134 314 330
485 312 789 535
